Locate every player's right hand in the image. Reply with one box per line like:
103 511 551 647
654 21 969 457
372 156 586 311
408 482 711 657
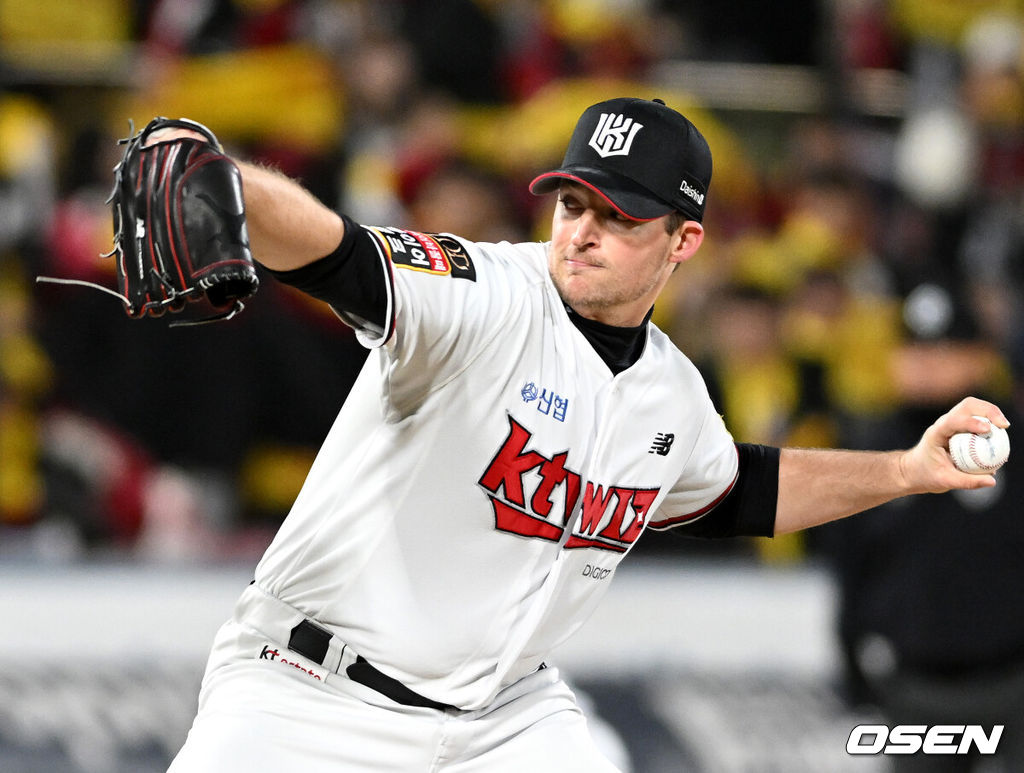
900 396 1009 494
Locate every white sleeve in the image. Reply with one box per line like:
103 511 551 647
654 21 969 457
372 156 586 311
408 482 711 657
648 405 739 530
359 227 538 415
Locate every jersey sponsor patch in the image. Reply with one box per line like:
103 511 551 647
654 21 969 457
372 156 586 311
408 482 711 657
367 226 476 281
521 381 569 422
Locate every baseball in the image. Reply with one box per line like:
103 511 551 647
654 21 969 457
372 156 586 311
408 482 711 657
948 417 1010 474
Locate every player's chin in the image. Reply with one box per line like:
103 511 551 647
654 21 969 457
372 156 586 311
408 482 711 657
553 279 599 311
556 263 605 287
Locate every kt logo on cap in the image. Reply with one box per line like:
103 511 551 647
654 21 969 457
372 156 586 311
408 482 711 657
588 113 644 158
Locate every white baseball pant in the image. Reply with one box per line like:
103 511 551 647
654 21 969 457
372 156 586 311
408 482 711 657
168 594 622 772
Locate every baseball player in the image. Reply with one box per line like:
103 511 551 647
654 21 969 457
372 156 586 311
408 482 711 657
157 98 1008 771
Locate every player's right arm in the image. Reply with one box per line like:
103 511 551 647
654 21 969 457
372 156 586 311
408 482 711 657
774 397 1008 534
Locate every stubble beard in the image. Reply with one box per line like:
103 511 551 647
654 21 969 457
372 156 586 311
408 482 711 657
550 250 666 321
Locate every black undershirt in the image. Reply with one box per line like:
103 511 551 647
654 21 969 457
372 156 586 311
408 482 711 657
564 305 651 375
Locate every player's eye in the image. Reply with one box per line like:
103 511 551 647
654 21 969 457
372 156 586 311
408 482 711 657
558 196 585 215
604 209 642 229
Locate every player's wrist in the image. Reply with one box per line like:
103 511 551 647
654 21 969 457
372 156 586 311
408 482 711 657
895 446 932 496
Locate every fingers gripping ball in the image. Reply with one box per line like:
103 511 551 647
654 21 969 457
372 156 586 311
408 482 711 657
110 117 259 322
949 417 1010 474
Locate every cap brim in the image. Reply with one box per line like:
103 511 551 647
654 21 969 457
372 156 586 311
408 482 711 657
529 167 674 222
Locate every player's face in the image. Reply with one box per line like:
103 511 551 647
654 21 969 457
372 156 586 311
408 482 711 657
547 183 703 327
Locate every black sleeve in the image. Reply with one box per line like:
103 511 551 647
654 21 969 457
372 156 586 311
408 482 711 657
260 214 388 330
674 443 779 539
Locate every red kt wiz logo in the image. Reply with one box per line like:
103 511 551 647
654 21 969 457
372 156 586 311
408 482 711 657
478 416 659 553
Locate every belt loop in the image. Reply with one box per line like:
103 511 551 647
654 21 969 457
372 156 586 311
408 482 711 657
322 637 347 674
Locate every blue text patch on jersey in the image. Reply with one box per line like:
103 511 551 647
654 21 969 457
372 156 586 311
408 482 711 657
521 381 569 422
368 226 476 281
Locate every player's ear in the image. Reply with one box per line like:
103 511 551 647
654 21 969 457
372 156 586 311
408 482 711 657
669 220 704 266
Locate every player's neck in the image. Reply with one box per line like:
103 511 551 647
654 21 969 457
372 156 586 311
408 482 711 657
565 305 651 375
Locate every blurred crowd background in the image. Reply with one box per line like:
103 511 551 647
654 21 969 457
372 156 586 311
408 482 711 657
3 0 1021 560
1 1 1024 768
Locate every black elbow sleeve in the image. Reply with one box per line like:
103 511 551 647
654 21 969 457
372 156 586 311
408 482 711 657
676 443 779 539
261 214 388 328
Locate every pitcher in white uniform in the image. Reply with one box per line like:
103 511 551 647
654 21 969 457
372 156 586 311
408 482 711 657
160 97 1008 772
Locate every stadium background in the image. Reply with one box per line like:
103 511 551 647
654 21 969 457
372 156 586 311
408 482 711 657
1 1 1022 770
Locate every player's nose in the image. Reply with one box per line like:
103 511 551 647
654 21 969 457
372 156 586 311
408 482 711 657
570 210 600 248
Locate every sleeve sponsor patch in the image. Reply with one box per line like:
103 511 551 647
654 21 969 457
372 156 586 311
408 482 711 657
367 226 476 282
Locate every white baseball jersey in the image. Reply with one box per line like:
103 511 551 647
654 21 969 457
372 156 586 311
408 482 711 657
252 226 738 710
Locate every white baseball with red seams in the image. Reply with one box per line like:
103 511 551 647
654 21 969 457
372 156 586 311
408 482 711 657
948 417 1010 474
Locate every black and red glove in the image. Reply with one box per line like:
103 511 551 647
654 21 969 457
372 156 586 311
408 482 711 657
41 117 258 324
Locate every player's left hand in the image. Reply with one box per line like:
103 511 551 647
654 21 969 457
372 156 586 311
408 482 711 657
110 117 259 322
142 124 209 147
900 396 1010 493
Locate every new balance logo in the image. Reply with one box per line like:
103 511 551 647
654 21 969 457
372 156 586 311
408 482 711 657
649 432 674 456
588 113 644 157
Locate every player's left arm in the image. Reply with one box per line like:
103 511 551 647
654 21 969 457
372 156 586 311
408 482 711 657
140 126 344 271
774 396 1009 535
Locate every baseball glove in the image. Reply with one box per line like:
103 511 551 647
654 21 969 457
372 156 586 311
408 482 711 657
40 117 258 325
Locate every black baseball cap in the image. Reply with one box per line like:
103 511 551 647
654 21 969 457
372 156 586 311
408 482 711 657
529 97 712 222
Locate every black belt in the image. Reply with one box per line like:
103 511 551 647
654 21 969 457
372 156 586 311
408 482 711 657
288 619 455 711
